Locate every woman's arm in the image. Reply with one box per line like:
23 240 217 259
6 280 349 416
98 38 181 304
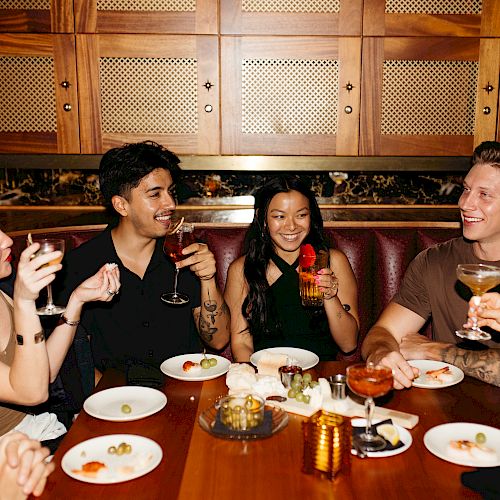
224 258 255 362
320 249 359 353
45 264 120 381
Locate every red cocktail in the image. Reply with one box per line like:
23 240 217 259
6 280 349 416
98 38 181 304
347 363 393 453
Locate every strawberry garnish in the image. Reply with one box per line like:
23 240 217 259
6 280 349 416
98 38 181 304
299 244 316 268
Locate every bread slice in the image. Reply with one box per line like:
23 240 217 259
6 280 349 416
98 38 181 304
256 352 289 378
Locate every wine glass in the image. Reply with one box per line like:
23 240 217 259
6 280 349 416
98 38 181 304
346 362 393 453
161 222 195 305
455 263 500 341
34 238 66 316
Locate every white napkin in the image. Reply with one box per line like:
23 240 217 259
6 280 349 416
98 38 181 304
226 363 258 394
13 412 66 441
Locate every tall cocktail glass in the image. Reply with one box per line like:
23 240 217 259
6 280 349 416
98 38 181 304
161 222 195 305
34 238 66 315
455 263 500 341
346 363 393 453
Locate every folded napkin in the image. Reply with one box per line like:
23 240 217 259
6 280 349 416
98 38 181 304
126 360 164 389
461 467 500 499
13 412 67 442
352 419 404 452
212 410 273 438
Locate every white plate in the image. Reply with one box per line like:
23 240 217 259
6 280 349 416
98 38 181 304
250 347 319 370
160 353 231 381
408 360 464 389
83 386 167 422
351 419 413 458
61 434 162 484
424 423 500 467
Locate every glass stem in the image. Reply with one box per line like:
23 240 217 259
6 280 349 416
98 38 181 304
364 397 375 436
173 268 179 297
471 314 479 331
46 283 55 309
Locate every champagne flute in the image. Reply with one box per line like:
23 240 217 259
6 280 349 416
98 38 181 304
161 222 195 305
455 263 500 341
346 362 393 453
33 238 66 316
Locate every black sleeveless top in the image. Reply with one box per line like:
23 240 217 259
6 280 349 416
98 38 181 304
252 253 338 361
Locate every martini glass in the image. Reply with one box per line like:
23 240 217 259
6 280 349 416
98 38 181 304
161 222 195 305
455 264 500 341
34 238 66 315
346 362 393 453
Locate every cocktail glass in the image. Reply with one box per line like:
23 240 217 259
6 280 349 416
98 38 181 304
455 263 500 341
161 222 195 305
346 362 393 453
34 238 66 315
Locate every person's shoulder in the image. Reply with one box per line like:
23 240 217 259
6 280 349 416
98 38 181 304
227 255 246 275
414 236 464 261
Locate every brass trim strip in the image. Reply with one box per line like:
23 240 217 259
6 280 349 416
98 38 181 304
0 155 470 171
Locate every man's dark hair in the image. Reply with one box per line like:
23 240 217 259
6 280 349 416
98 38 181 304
99 141 181 206
472 141 500 169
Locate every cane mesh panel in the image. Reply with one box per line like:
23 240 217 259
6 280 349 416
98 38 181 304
0 57 57 133
242 0 339 13
96 0 195 11
385 0 481 15
381 60 478 136
0 0 50 8
242 59 338 135
99 57 198 134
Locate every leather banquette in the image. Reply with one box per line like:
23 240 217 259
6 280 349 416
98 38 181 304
8 222 461 360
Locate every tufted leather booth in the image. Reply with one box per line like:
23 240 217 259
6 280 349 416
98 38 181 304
8 223 461 361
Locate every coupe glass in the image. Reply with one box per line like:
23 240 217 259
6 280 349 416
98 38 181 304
346 362 393 453
161 222 195 305
455 263 500 341
34 238 66 315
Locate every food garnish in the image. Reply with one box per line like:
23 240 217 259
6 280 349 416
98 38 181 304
299 244 316 268
183 360 200 372
426 366 451 379
475 432 486 445
377 424 400 446
167 217 185 235
108 442 132 455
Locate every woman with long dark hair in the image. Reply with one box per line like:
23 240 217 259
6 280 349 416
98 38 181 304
225 176 358 361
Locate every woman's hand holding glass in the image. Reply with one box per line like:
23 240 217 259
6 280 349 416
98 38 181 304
316 267 339 301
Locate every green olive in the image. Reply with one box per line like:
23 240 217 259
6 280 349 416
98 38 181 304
475 432 486 444
121 403 132 414
201 358 211 369
209 358 218 367
107 446 117 454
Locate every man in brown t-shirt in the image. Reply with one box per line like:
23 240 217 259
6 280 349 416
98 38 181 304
362 141 500 388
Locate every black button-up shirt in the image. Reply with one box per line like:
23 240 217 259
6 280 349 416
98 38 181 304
58 227 202 371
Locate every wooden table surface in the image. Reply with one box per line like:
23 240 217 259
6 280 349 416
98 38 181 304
38 362 499 500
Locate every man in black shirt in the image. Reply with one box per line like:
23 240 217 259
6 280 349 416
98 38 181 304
59 141 230 377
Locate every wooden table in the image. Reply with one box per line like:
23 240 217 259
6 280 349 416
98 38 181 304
38 363 499 500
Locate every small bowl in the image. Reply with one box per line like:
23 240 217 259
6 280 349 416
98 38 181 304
218 394 265 431
279 365 303 388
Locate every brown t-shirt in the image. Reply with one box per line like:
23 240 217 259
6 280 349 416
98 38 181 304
392 237 500 349
0 292 27 436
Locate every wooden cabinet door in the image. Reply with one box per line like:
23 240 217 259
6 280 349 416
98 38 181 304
359 37 496 156
363 0 500 36
0 0 73 32
75 0 217 34
77 34 219 154
0 34 79 153
221 36 361 155
221 0 362 35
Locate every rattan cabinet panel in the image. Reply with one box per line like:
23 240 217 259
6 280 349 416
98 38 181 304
0 0 74 32
363 0 500 36
0 34 79 153
77 34 219 154
75 0 217 33
221 36 361 155
220 0 362 35
360 37 500 156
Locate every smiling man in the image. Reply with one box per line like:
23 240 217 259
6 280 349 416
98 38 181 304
58 141 230 377
361 141 500 388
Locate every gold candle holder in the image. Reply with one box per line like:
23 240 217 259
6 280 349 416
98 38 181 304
302 411 351 480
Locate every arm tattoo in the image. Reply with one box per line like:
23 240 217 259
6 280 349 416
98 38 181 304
442 346 500 387
197 302 229 344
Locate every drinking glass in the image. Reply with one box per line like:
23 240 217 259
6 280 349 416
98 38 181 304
34 238 66 316
455 263 500 341
299 249 329 307
161 222 195 305
346 362 393 453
